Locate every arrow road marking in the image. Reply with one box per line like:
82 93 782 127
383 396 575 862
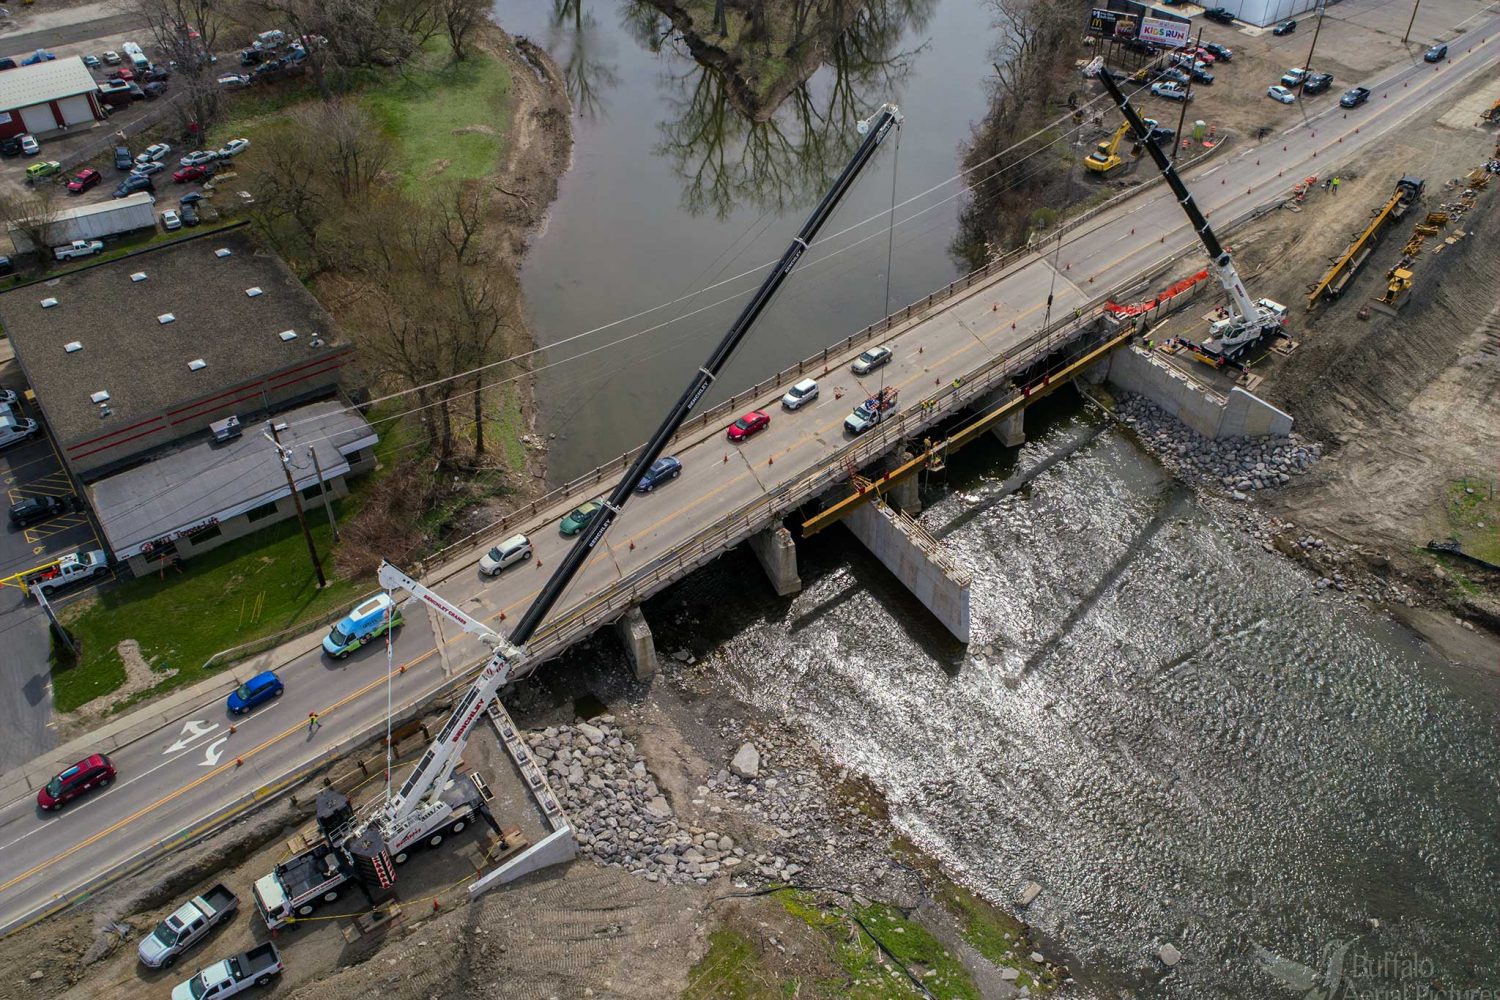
198 737 229 768
164 719 219 755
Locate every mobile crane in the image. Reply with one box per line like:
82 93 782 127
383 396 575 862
252 103 905 930
1084 121 1132 174
1096 70 1287 366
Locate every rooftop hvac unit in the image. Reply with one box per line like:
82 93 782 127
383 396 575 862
210 415 241 443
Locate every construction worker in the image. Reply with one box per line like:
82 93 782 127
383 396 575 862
1331 176 1340 196
307 711 321 734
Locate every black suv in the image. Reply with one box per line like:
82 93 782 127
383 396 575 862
1303 72 1333 94
1202 42 1233 62
1273 18 1297 34
9 495 70 527
1340 86 1371 108
0 137 20 157
1203 7 1236 24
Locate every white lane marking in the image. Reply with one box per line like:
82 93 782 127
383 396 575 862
164 719 219 754
198 737 229 768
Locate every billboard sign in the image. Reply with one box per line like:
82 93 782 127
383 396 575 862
1140 15 1190 46
1088 8 1139 38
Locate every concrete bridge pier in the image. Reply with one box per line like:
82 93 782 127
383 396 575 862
844 498 971 643
977 386 1025 448
749 524 802 596
614 606 658 681
887 450 921 515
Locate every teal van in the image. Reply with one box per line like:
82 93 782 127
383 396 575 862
322 593 403 658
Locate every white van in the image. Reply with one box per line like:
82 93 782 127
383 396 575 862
479 534 532 576
0 410 38 449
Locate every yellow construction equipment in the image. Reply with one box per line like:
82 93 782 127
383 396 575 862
1482 96 1500 122
1084 122 1132 174
1305 175 1424 309
1378 267 1414 308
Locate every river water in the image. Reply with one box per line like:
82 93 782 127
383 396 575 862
494 3 1500 996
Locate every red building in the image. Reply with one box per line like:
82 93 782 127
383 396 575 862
0 57 104 139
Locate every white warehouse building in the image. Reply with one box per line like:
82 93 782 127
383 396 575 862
1219 0 1320 27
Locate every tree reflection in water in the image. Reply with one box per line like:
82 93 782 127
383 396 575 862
644 0 934 219
552 0 623 119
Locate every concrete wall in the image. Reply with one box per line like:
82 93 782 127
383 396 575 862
1101 346 1293 439
844 499 971 643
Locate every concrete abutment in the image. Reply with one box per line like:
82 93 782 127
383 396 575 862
1098 345 1293 439
614 606 658 681
844 499 971 643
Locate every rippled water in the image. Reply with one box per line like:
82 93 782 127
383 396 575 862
633 397 1500 998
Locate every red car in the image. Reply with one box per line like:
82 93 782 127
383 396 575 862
172 164 212 183
113 67 135 81
38 753 116 811
726 409 770 442
66 168 101 194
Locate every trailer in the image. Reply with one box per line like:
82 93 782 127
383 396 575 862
8 193 156 253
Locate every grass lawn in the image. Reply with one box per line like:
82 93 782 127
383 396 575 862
362 40 512 195
1445 477 1500 566
51 416 408 714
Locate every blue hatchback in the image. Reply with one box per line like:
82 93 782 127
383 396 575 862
636 456 682 492
227 670 283 714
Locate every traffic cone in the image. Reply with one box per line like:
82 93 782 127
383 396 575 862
433 900 441 912
235 757 243 767
499 611 506 620
628 541 634 550
768 455 774 465
229 724 237 735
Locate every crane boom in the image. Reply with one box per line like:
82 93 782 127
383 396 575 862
1095 70 1281 360
365 104 904 841
508 104 903 646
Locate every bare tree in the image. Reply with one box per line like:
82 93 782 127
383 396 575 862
119 0 227 138
0 189 63 265
305 101 393 200
436 0 487 60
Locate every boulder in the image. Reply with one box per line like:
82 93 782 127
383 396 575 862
1160 943 1182 967
645 796 672 819
731 742 761 779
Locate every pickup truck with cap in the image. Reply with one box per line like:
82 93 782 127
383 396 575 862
27 549 110 597
137 883 238 968
53 239 104 261
171 943 283 1000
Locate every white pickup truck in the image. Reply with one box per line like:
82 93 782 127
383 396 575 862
52 239 104 261
171 943 283 1000
137 883 238 969
27 549 110 598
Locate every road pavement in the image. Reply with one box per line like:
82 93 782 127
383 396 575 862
0 17 1495 935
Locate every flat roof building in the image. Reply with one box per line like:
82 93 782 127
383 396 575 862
0 227 375 575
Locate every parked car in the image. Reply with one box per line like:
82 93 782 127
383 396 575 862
0 58 16 71
781 377 819 410
1191 46 1216 65
1124 37 1158 55
24 160 60 181
1280 67 1309 87
103 50 122 65
1203 42 1233 61
1423 43 1447 62
53 239 104 261
251 58 284 79
83 54 101 68
1267 85 1296 104
1158 67 1191 86
169 942 283 1000
133 159 166 177
1144 123 1176 145
322 594 403 658
113 66 135 82
1151 82 1191 101
239 47 267 66
115 174 154 198
1303 72 1333 94
851 345 892 375
1202 7 1236 23
216 72 251 88
161 209 182 230
636 456 682 492
0 410 38 449
1187 65 1215 84
114 145 134 170
144 64 171 81
478 533 532 575
726 409 770 442
180 149 217 167
37 754 116 811
227 671 283 714
172 163 213 183
19 133 38 156
559 499 605 536
0 256 13 276
1340 86 1371 108
20 49 55 66
137 142 171 164
143 81 167 99
9 495 69 527
217 137 251 158
0 389 17 407
0 137 20 157
180 191 205 205
1273 18 1297 34
66 168 101 194
180 200 200 225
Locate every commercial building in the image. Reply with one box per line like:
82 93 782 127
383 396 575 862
0 227 377 575
0 58 105 139
7 192 157 254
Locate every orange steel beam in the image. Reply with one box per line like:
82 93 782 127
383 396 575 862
1305 187 1405 310
800 327 1136 536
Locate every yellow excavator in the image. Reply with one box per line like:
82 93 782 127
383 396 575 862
1084 122 1132 174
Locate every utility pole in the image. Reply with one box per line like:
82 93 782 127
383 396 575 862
1299 0 1327 98
1172 28 1201 164
307 446 340 541
1402 0 1422 43
267 421 326 589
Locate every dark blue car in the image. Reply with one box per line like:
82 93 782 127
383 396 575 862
227 670 283 714
636 456 682 492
